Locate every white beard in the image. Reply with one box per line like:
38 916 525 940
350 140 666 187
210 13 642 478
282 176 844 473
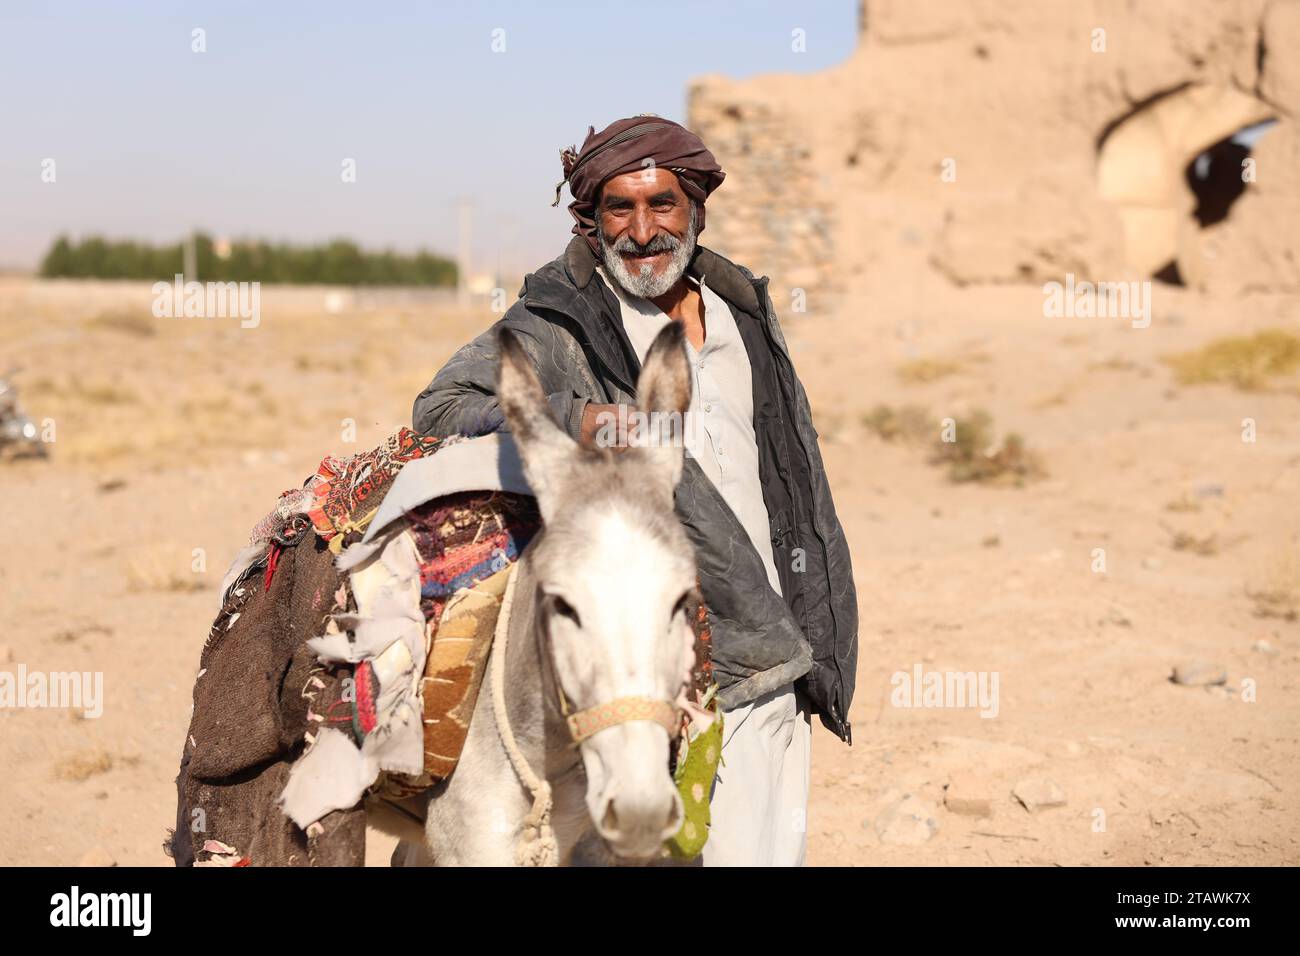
598 203 698 299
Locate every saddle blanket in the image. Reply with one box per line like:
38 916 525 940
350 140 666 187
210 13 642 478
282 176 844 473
181 428 718 864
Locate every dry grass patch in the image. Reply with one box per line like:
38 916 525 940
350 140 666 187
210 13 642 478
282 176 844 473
69 378 139 406
29 375 138 407
1163 330 1300 390
22 375 63 399
1165 493 1202 514
1088 356 1139 372
897 357 964 383
126 548 207 593
294 351 376 376
1160 521 1246 557
896 351 990 384
862 403 934 443
54 750 114 782
1031 388 1070 409
86 309 156 338
1168 529 1221 555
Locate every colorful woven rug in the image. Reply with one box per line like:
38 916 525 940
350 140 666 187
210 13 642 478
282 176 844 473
305 428 448 552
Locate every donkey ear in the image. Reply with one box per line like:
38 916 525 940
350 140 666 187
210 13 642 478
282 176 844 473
496 328 576 522
633 322 692 491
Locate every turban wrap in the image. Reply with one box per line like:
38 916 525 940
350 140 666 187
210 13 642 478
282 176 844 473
552 116 726 257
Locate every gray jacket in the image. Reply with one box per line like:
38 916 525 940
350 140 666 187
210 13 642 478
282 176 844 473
413 237 857 742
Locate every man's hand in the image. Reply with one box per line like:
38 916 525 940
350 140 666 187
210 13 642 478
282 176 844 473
579 402 630 449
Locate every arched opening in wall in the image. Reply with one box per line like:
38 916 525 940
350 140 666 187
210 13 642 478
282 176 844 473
1096 85 1275 287
1187 119 1277 228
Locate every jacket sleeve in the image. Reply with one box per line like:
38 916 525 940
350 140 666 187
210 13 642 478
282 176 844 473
411 312 589 441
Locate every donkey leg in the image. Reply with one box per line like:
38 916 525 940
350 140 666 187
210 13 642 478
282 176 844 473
423 666 533 866
424 793 525 864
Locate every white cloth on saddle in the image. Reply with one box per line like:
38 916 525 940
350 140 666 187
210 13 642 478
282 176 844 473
281 431 532 828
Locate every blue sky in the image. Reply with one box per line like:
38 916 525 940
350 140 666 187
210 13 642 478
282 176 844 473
0 1 857 273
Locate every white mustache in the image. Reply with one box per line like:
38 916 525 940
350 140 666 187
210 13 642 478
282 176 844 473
612 233 680 256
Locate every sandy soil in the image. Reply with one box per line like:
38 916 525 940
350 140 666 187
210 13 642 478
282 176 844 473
1 272 1296 866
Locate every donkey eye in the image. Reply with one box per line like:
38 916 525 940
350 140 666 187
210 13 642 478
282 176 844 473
672 592 692 620
549 595 581 627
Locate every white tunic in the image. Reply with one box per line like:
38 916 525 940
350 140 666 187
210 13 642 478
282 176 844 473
596 265 783 597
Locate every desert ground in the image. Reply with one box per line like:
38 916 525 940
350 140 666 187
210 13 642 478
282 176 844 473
1 269 1297 866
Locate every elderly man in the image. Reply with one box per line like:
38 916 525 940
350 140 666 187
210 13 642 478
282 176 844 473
412 116 857 866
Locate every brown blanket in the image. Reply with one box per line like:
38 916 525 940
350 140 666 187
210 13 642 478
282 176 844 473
169 533 366 866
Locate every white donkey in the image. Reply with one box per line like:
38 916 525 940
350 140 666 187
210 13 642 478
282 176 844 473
388 322 701 865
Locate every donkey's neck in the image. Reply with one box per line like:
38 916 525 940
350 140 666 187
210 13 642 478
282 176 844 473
503 551 584 783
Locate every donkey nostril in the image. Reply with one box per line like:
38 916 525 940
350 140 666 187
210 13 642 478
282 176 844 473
601 798 620 835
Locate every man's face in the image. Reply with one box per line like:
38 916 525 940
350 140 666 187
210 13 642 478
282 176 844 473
595 168 697 298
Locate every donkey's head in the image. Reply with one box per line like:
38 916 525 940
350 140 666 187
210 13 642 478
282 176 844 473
497 324 697 860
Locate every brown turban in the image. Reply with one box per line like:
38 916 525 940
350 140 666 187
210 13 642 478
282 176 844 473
552 115 725 256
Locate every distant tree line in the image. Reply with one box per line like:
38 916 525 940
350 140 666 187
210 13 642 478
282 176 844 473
39 234 458 287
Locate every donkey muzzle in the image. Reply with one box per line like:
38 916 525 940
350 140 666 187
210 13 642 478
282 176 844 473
579 719 684 859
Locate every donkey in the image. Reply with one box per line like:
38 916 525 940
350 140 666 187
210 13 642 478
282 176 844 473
387 322 701 865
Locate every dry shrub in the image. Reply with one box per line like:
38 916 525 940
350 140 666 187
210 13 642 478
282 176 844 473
862 403 933 443
1247 548 1300 620
1168 530 1221 556
1163 330 1300 390
930 409 1044 486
